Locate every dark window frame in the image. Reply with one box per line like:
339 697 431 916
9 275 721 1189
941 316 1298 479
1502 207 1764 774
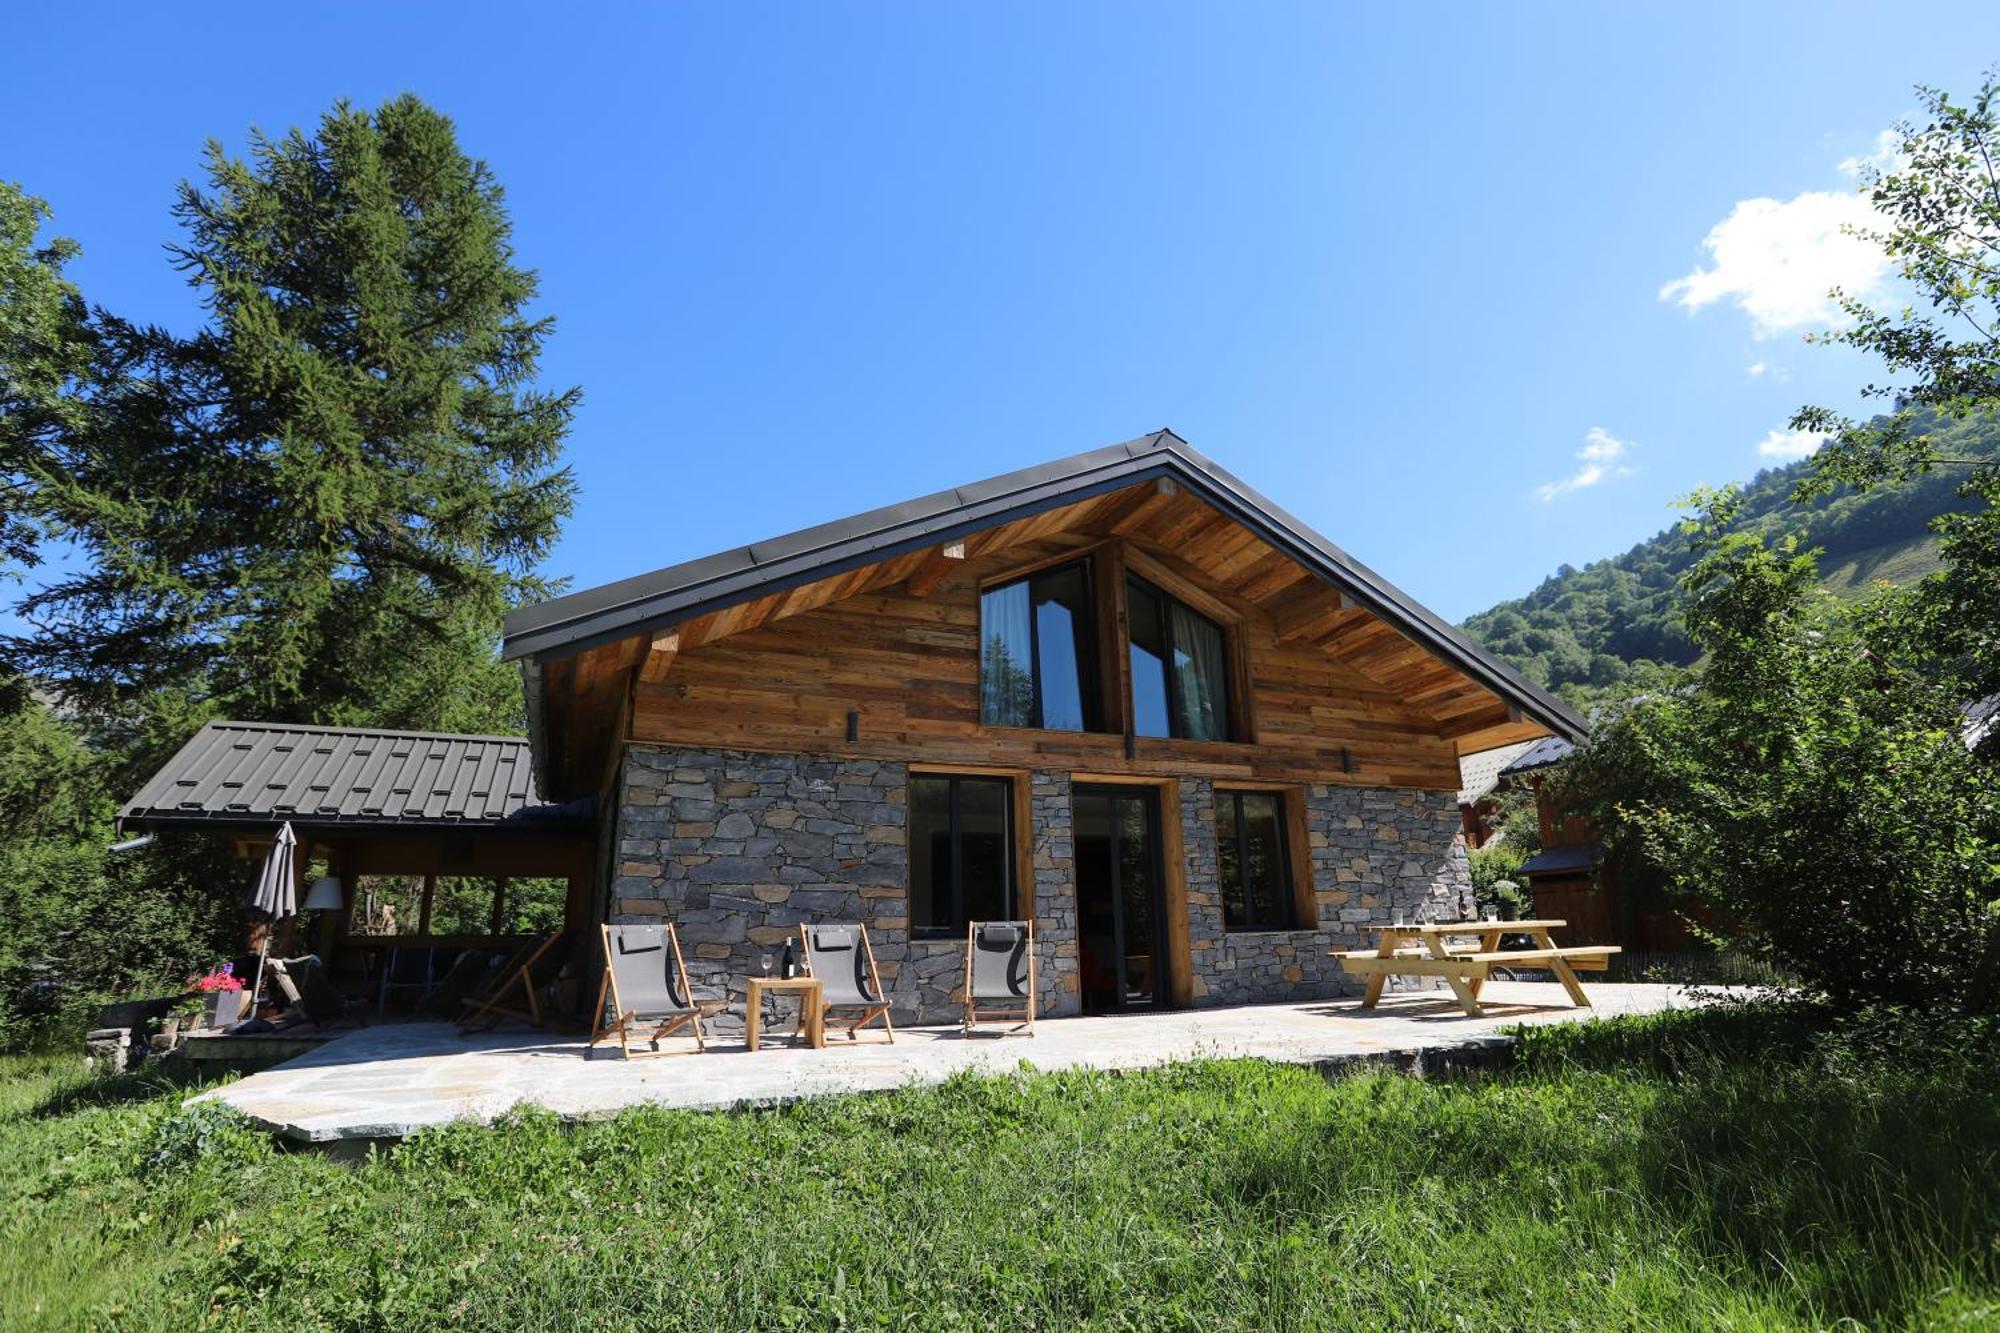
1126 573 1234 742
1216 788 1298 931
980 558 1104 732
909 773 1016 937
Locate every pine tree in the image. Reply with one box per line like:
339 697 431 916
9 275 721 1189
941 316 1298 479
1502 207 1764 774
0 180 91 574
14 96 577 733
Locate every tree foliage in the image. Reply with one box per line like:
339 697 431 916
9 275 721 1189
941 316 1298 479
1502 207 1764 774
0 98 579 1048
9 96 577 735
1793 73 2000 716
0 181 91 573
1557 496 1999 1011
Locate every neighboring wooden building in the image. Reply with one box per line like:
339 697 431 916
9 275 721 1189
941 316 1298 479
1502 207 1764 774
1499 737 1697 954
1455 737 1539 849
498 431 1584 1020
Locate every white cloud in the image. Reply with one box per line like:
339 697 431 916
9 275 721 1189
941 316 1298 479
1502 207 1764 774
1838 128 1904 180
1757 427 1832 461
1745 361 1768 376
1659 190 1892 337
1745 360 1791 382
1537 427 1634 502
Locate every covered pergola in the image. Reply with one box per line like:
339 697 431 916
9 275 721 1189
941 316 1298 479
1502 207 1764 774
119 720 598 1010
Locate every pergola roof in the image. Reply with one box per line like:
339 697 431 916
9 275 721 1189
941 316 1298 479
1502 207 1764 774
118 720 589 832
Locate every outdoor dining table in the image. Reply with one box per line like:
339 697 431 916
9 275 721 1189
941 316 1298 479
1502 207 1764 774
744 975 825 1051
1334 919 1617 1018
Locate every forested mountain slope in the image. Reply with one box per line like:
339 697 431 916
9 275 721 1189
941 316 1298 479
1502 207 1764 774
1460 414 1996 691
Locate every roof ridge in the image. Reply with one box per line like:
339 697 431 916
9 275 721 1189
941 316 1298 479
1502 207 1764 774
198 719 532 745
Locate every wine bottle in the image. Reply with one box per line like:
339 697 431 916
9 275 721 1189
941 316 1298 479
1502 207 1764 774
780 939 796 980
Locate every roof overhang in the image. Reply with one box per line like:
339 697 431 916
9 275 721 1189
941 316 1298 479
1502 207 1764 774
503 431 1588 787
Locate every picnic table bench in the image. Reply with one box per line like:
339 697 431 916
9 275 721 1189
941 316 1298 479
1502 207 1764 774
1334 919 1619 1018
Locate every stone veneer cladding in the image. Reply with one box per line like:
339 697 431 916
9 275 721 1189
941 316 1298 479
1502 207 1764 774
1182 777 1467 1005
610 745 1470 1026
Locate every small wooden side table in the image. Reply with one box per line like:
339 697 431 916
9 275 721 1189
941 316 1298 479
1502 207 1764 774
745 976 824 1051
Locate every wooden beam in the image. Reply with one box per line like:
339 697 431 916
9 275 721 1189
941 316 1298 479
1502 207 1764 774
639 631 680 684
1272 587 1361 644
905 540 968 597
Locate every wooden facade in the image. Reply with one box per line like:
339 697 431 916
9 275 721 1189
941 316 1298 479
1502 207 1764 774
538 480 1557 802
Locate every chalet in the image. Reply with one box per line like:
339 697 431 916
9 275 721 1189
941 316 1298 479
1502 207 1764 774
506 430 1581 1019
122 431 1584 1022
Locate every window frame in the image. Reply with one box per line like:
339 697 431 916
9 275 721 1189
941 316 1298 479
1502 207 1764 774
1215 787 1302 932
979 557 1103 732
908 772 1017 938
1126 572 1234 742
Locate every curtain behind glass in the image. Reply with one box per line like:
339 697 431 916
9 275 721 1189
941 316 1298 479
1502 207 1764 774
1170 603 1230 741
979 581 1034 725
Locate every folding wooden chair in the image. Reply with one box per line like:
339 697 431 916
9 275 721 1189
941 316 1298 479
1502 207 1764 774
588 923 706 1059
457 932 573 1032
963 920 1036 1035
801 922 894 1044
269 955 364 1029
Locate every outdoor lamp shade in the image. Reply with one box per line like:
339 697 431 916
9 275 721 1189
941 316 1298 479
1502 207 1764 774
302 876 344 913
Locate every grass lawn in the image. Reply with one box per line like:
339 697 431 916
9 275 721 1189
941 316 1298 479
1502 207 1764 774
2 1002 1995 1331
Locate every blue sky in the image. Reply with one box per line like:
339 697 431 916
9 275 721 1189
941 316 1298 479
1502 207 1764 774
7 3 1997 621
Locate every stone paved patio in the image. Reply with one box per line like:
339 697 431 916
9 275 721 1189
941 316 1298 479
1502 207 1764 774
198 982 1715 1142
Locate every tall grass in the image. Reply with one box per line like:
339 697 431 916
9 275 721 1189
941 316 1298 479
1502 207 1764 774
1 1002 1994 1330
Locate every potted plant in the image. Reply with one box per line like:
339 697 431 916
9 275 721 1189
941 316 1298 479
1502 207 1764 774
190 963 247 1029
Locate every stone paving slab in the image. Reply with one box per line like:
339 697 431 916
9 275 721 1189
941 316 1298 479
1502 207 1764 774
196 982 1715 1142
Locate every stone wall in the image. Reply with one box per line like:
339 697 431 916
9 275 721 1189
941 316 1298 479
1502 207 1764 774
612 747 909 1028
1180 780 1466 1006
608 744 1470 1027
1028 771 1082 1018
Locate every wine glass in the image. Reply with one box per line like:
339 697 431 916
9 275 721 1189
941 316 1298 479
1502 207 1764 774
759 953 774 978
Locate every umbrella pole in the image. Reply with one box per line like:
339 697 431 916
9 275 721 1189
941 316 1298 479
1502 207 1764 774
248 925 272 1012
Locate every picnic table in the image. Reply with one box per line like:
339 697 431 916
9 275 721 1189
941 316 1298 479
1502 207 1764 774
1334 919 1619 1018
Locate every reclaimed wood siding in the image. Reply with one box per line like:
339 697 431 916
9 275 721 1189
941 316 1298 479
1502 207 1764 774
628 562 1462 790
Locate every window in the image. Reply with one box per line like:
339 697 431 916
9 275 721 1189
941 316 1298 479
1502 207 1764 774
979 560 1101 731
1216 789 1296 930
1127 575 1232 741
909 774 1014 934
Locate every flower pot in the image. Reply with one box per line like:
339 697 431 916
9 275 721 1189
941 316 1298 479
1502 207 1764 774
204 990 247 1029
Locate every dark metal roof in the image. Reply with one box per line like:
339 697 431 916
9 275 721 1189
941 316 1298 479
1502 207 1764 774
1500 735 1576 776
502 430 1588 747
1517 842 1604 877
119 721 589 832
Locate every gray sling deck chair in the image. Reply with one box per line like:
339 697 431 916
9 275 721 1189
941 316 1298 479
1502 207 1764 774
963 921 1036 1035
589 923 706 1059
800 923 894 1044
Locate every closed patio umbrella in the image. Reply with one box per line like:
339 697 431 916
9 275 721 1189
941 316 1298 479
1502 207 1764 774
244 822 299 1008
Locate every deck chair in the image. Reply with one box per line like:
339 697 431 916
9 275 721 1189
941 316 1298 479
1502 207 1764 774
963 921 1036 1035
801 923 894 1044
588 923 706 1059
457 932 574 1032
423 941 526 1021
